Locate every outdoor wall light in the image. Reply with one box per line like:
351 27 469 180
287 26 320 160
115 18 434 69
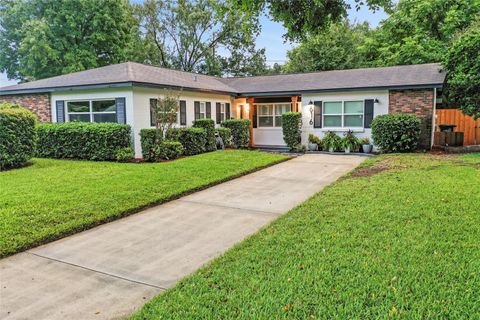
374 98 380 104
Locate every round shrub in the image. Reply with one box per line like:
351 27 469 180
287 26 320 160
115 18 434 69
193 118 216 152
371 113 422 153
0 104 37 170
158 140 184 160
37 122 131 161
181 128 207 155
215 128 233 148
221 119 250 148
140 128 162 162
282 112 302 150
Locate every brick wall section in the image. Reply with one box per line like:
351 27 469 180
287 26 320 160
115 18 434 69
0 93 51 122
389 89 434 149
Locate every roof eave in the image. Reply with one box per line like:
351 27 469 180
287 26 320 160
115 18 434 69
237 83 444 97
0 82 134 95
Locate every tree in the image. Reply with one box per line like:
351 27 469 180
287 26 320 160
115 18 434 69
135 0 267 76
362 0 480 67
235 0 393 41
443 21 480 120
283 21 372 73
152 90 181 142
0 0 141 81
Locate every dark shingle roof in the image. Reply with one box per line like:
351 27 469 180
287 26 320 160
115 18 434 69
0 62 237 94
219 63 445 94
0 62 445 96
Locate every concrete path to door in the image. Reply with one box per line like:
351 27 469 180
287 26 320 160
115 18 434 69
0 154 365 320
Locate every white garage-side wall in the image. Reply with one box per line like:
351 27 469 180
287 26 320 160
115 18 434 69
132 87 233 157
301 90 389 146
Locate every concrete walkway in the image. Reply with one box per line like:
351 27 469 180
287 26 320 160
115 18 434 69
0 154 365 320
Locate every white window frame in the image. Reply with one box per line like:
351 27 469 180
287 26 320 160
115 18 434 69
198 102 206 119
67 99 116 123
220 103 226 122
323 100 364 128
256 103 292 128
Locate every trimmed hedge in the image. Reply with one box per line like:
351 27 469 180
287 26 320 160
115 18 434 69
282 112 302 150
158 140 184 160
216 128 233 148
140 129 163 162
222 119 250 148
37 122 131 161
193 118 216 152
371 113 422 153
0 104 37 170
178 128 207 155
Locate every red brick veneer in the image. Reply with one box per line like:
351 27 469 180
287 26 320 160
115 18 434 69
0 93 51 122
389 89 434 149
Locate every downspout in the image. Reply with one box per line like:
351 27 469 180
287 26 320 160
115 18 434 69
431 88 437 149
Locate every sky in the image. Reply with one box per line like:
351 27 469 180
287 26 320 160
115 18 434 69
0 1 387 87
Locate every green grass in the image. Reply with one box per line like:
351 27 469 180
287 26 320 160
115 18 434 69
0 150 287 257
132 153 480 319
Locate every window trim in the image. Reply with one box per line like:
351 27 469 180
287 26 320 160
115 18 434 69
323 100 364 129
199 101 206 119
66 99 116 123
255 103 292 129
219 103 226 122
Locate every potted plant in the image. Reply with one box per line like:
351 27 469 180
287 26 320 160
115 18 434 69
360 137 373 153
342 130 360 154
323 131 342 152
308 134 322 151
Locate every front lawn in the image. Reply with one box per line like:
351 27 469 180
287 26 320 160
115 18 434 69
0 150 287 257
132 153 480 319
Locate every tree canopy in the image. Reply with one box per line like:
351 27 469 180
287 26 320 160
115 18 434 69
0 0 141 81
443 20 480 119
135 0 267 76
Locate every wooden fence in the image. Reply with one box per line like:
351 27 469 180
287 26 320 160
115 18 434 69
435 109 480 146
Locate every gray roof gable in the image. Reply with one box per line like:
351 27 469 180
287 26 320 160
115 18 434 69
0 62 445 96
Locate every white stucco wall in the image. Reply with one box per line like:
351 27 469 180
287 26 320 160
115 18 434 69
300 90 389 146
132 87 233 157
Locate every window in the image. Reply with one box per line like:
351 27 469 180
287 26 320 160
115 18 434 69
67 100 116 123
219 103 226 122
323 101 364 128
256 103 292 127
150 98 178 127
198 102 206 119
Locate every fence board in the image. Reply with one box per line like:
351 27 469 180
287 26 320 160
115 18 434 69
435 109 480 145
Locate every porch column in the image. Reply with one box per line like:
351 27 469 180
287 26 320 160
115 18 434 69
291 95 299 112
247 97 254 147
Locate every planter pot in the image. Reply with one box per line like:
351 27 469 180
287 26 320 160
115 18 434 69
308 142 318 151
344 147 351 154
362 144 373 153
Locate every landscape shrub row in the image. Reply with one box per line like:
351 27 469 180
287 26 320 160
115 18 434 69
37 122 132 161
0 104 37 170
221 119 250 148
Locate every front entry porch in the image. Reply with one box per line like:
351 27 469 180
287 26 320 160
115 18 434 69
233 96 301 147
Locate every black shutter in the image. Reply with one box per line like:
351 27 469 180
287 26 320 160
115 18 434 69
150 98 157 127
252 105 257 128
206 102 211 118
56 100 65 123
313 101 322 128
226 103 230 120
115 97 126 124
180 100 186 125
364 99 374 128
216 103 221 124
194 101 200 120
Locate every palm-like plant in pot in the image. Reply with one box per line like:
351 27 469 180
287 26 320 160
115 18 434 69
360 137 373 153
342 130 360 153
323 131 342 152
308 134 322 151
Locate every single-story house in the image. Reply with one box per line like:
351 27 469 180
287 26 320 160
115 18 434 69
0 62 445 157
